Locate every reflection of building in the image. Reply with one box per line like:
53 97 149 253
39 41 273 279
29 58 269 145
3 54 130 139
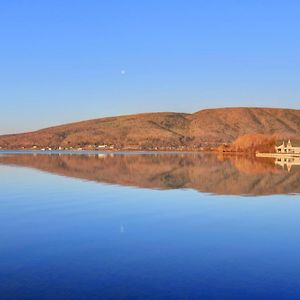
275 156 300 172
275 140 300 154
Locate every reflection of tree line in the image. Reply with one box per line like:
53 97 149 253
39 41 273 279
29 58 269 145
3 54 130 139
0 153 299 196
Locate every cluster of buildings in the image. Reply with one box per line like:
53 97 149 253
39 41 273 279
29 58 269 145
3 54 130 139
14 144 117 151
273 140 300 172
275 140 300 154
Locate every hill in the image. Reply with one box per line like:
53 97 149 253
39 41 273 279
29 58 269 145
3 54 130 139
0 107 300 150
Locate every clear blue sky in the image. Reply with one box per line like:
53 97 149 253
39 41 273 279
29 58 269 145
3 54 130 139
0 0 299 134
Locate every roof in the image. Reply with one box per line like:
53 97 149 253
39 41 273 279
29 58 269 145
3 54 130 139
276 140 300 147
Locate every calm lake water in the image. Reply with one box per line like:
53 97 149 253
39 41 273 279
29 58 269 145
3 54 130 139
1 151 300 299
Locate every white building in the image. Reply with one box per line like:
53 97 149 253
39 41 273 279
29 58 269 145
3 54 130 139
275 140 300 154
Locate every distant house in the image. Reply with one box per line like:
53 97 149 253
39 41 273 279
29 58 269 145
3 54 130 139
275 140 300 154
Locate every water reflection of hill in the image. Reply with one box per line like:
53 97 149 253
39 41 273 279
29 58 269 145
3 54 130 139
0 153 299 196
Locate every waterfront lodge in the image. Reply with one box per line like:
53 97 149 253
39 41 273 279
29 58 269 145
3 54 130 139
275 140 300 154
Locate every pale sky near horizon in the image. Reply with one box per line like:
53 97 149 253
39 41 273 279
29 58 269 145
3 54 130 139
0 0 300 134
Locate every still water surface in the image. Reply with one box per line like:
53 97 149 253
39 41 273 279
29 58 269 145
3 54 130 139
0 152 300 299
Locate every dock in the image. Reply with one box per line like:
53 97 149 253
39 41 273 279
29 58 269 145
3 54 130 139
256 152 300 172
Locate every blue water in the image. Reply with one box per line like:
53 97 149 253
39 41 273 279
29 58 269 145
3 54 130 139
1 154 300 299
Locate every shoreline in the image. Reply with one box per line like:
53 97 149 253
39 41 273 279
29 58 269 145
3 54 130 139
256 152 300 158
3 149 299 158
0 149 210 155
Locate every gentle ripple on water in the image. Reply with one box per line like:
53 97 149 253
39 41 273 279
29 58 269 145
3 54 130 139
0 152 300 299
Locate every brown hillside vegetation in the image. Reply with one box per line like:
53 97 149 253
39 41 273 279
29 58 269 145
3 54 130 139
1 107 300 150
219 133 279 153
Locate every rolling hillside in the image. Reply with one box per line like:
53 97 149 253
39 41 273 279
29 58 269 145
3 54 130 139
1 107 300 150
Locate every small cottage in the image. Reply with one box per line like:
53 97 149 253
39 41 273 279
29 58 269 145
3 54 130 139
275 140 300 154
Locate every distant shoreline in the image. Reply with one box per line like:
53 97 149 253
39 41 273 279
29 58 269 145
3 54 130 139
0 149 209 155
256 152 300 158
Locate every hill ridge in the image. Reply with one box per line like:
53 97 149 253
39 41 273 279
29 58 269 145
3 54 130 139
1 107 300 150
